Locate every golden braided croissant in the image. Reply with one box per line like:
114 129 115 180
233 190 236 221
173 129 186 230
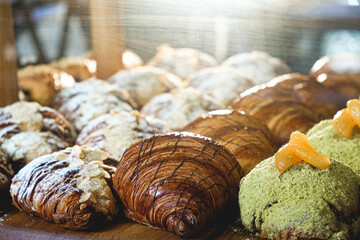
0 148 13 201
0 101 76 171
113 132 243 237
182 110 277 174
10 146 118 230
231 74 338 146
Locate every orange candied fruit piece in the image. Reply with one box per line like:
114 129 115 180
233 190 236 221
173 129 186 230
333 108 356 139
275 144 301 173
347 99 360 127
290 131 330 169
275 131 330 173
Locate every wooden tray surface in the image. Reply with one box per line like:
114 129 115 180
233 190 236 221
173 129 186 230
0 203 261 240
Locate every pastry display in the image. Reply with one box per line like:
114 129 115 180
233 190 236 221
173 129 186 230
222 51 291 84
310 53 360 78
51 79 136 132
0 101 76 171
76 110 168 160
141 87 220 130
108 66 182 107
239 132 360 239
113 132 243 237
51 56 97 82
18 64 75 106
10 145 118 230
147 44 217 79
182 110 276 174
307 99 360 174
0 148 13 201
185 66 255 107
231 73 338 146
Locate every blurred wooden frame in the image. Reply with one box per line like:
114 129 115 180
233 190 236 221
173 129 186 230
0 0 18 107
0 0 125 107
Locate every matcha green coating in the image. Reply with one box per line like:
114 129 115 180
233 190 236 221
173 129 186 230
239 157 360 239
307 119 360 174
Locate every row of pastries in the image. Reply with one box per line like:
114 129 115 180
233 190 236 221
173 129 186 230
1 45 360 239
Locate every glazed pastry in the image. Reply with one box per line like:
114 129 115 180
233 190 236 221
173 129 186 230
108 66 182 107
50 78 136 110
186 66 255 107
0 148 13 201
76 110 168 160
141 87 220 130
0 101 76 171
113 132 243 237
18 64 75 106
231 74 338 146
51 57 97 82
10 146 118 230
239 155 360 239
51 79 136 132
147 44 217 79
310 53 360 78
182 110 276 174
222 51 291 84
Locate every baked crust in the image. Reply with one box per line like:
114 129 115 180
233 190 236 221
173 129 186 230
0 102 76 171
231 74 338 146
182 110 277 174
113 132 243 237
10 146 118 230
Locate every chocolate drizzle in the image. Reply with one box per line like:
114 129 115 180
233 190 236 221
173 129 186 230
113 132 243 237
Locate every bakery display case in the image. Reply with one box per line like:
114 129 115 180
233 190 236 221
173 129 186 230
1 0 360 239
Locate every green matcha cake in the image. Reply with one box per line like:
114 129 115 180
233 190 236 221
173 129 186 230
239 157 360 239
306 119 360 174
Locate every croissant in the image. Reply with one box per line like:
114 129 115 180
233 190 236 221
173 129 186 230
221 51 291 85
231 74 338 146
309 53 360 79
76 110 168 160
182 110 277 174
0 148 13 201
0 101 76 171
51 57 97 82
113 132 243 237
140 87 220 130
147 44 217 79
50 79 136 132
18 64 75 106
316 73 360 109
108 66 182 107
10 146 118 230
